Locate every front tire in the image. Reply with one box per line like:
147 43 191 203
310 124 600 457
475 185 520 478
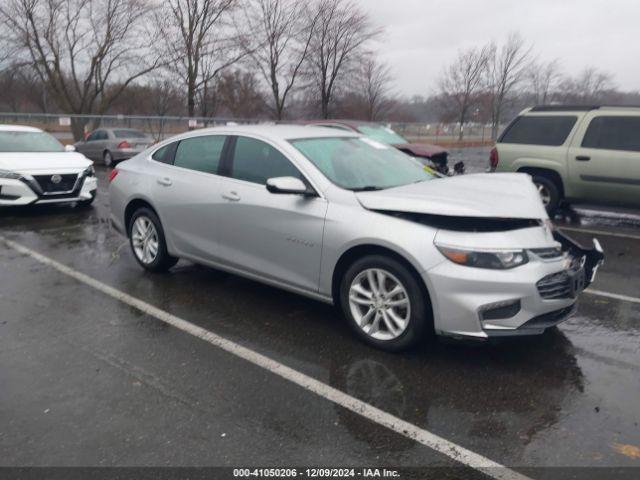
128 207 178 272
339 255 431 352
532 175 561 216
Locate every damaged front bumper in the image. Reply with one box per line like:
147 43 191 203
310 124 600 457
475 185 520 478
424 229 605 340
553 230 605 288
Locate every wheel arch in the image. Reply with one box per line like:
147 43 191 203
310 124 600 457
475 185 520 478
331 243 433 316
517 167 565 198
124 198 160 238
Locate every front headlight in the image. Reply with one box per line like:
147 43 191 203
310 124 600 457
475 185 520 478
83 165 95 177
0 169 22 180
436 245 528 269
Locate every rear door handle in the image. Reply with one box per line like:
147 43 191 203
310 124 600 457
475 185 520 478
222 191 241 202
575 156 591 161
157 177 172 186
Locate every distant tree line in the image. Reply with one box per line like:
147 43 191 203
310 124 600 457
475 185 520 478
0 0 637 140
435 32 640 140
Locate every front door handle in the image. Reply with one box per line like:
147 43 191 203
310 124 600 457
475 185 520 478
222 191 241 202
576 155 591 162
157 177 172 186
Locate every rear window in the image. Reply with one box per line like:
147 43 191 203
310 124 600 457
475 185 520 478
582 116 640 152
499 116 577 146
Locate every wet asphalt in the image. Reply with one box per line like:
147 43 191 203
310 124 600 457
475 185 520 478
1 164 639 477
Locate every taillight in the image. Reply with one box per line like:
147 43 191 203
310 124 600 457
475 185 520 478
489 147 499 169
117 140 131 149
108 168 119 183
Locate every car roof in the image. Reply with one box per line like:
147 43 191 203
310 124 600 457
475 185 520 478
0 124 43 133
300 119 382 130
524 105 640 114
179 124 360 141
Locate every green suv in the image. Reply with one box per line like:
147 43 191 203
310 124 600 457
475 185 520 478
490 106 640 214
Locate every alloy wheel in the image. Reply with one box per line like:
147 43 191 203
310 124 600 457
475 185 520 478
536 183 551 206
348 268 411 341
131 216 159 265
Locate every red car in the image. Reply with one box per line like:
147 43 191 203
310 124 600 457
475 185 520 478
301 120 462 174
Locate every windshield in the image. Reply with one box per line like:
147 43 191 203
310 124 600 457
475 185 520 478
290 137 434 190
0 131 64 153
357 125 407 145
113 129 147 139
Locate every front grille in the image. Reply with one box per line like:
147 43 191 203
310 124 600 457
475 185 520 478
537 271 572 299
33 174 78 194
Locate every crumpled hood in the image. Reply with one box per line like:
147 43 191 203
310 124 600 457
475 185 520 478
392 143 448 158
0 152 92 173
356 173 548 219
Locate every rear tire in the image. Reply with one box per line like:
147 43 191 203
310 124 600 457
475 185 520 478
128 207 178 272
532 175 561 216
339 255 432 352
103 150 114 167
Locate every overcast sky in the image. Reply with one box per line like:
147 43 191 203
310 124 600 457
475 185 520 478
356 0 640 97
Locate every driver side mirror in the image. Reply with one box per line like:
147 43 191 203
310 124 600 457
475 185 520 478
64 144 76 152
266 176 313 196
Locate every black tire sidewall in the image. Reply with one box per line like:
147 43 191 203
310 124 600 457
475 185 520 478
532 175 560 215
127 207 177 272
339 255 430 352
104 151 113 167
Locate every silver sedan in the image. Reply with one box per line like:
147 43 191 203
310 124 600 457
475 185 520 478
74 128 153 167
108 125 603 351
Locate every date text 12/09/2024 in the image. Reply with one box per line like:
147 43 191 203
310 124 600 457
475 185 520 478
233 468 400 478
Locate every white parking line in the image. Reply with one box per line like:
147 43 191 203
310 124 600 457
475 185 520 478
586 289 640 305
0 235 530 480
559 226 640 241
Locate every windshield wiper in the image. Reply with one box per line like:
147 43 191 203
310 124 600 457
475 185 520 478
351 186 385 192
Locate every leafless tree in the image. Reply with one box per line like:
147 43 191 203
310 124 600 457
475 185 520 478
244 0 319 120
0 0 161 140
307 0 380 119
358 54 395 121
215 69 267 118
438 45 490 141
147 80 184 139
485 33 532 140
157 0 249 117
559 67 614 104
527 59 562 105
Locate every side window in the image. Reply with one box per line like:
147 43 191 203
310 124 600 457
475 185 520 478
173 135 226 174
582 116 640 152
151 144 171 163
230 136 301 185
499 116 577 146
94 130 107 141
86 131 98 141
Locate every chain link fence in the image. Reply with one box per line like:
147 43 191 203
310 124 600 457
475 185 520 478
0 112 500 147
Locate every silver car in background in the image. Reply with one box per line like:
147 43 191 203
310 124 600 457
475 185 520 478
75 128 153 167
108 125 603 351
